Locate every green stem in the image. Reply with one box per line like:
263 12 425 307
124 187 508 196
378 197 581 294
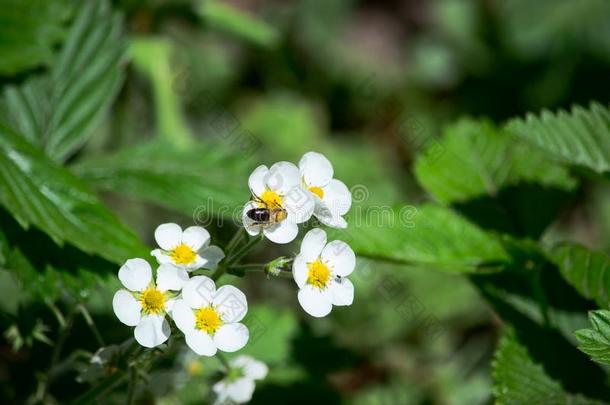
216 352 230 371
40 306 76 401
225 227 245 258
78 304 105 347
126 366 138 405
227 234 263 266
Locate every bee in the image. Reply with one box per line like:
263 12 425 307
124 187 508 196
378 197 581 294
246 196 288 225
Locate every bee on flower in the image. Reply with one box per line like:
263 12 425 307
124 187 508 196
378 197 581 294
242 162 315 244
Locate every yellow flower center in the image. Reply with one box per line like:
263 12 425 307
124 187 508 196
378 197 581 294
195 306 223 334
308 186 324 199
307 259 331 289
170 243 196 265
140 287 166 314
260 189 283 208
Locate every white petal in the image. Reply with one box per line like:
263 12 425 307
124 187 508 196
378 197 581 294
134 314 170 348
283 186 315 223
182 226 210 251
232 356 269 380
292 255 308 289
321 240 356 277
154 223 183 250
112 290 141 326
315 211 348 229
330 278 354 306
242 201 262 236
213 285 248 323
118 258 152 291
165 298 177 312
185 330 217 356
150 249 172 265
197 245 225 270
263 220 298 244
226 378 255 403
300 228 327 261
248 165 268 197
171 299 196 333
264 161 300 195
322 179 352 216
297 286 333 318
299 151 334 187
214 323 249 352
182 276 216 308
156 264 189 292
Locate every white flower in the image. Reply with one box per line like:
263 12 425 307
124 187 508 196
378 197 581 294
242 162 315 244
299 151 351 228
292 228 356 317
172 276 249 356
151 223 225 271
112 258 188 348
213 355 268 405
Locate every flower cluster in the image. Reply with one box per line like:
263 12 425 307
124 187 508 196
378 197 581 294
111 151 357 403
113 224 249 353
241 151 356 317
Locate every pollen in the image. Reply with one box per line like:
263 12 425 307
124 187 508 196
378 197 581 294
195 306 223 334
260 189 283 208
140 287 166 314
307 259 331 289
171 243 197 265
308 186 324 199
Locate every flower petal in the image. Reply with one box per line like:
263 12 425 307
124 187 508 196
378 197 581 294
182 276 216 308
118 258 152 292
283 186 314 223
197 245 225 270
263 220 298 244
315 211 348 229
248 165 268 197
226 379 256 403
150 249 172 265
213 285 248 323
154 223 183 250
264 161 300 195
214 323 249 352
321 240 356 277
292 254 308 289
112 290 141 326
182 226 210 250
300 228 327 261
330 278 354 306
232 355 268 380
299 151 334 187
172 299 196 333
134 314 170 348
156 264 189 292
322 179 352 216
242 201 262 236
186 330 217 356
297 286 333 318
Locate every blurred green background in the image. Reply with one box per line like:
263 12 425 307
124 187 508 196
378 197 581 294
1 0 610 403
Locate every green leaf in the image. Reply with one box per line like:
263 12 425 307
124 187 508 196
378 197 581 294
506 102 610 174
3 0 126 162
0 123 147 264
415 118 576 204
0 0 68 75
199 0 280 48
328 204 510 273
73 139 251 218
576 310 610 366
551 243 610 308
493 330 603 404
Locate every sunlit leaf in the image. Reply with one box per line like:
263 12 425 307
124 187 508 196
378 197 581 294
576 310 610 366
506 102 610 174
3 0 126 162
0 123 147 264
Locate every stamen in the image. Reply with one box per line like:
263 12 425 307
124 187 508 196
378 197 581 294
307 259 331 289
195 306 223 334
171 244 197 265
